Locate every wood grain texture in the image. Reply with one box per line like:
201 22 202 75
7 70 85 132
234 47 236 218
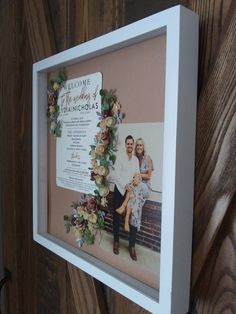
191 3 236 288
185 0 235 90
124 0 180 24
0 1 36 313
193 195 236 313
35 245 68 314
24 0 55 61
104 287 150 314
67 263 108 314
24 1 110 313
47 0 70 51
70 0 124 45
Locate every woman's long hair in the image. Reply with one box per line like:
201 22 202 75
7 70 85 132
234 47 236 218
135 138 145 166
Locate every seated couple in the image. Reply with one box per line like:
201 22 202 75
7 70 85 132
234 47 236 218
113 135 153 261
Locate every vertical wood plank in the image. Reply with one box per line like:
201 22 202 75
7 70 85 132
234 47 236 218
0 0 37 312
67 263 108 314
185 0 235 89
124 0 180 24
48 0 70 51
36 245 69 314
24 1 110 313
193 196 236 313
72 0 124 45
104 287 150 314
191 4 236 288
24 0 55 60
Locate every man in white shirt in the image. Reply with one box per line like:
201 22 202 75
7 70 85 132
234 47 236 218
113 135 140 260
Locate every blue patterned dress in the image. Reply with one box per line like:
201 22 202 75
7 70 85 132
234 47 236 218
129 155 152 230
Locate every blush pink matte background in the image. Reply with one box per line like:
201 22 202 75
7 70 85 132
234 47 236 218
48 34 166 290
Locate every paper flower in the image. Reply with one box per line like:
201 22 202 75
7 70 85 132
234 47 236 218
95 175 103 185
53 82 60 91
47 72 66 137
112 101 121 113
88 213 97 224
105 116 115 127
98 166 109 176
64 89 123 247
100 119 107 130
99 186 110 197
101 197 108 207
95 144 106 156
64 195 105 246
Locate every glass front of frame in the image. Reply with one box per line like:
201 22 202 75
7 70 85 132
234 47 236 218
48 34 166 295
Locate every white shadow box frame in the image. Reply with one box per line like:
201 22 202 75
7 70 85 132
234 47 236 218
33 5 198 314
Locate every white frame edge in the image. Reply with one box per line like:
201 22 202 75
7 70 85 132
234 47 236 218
32 5 198 314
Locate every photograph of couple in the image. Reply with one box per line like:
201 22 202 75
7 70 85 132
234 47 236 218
113 135 153 261
104 122 163 264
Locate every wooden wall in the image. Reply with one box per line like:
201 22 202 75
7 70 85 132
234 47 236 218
0 0 235 313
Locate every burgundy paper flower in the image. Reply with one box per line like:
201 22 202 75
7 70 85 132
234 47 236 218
101 131 109 141
102 110 111 118
90 172 96 181
86 197 98 211
48 92 56 106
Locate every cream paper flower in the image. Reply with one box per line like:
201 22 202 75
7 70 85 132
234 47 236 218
96 132 102 141
83 212 89 220
95 175 103 185
93 165 99 174
112 101 121 114
101 197 108 207
88 213 97 224
100 119 107 130
95 144 106 156
49 105 55 113
99 185 109 197
77 206 85 216
53 82 60 91
105 116 115 127
98 166 108 176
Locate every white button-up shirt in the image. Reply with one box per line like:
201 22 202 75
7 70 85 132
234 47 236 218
114 152 140 195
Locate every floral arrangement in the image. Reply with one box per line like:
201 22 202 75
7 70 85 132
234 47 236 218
90 89 123 207
64 89 123 246
64 195 105 247
47 72 66 137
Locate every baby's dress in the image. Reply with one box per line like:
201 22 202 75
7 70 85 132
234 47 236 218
128 183 146 230
129 155 152 230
